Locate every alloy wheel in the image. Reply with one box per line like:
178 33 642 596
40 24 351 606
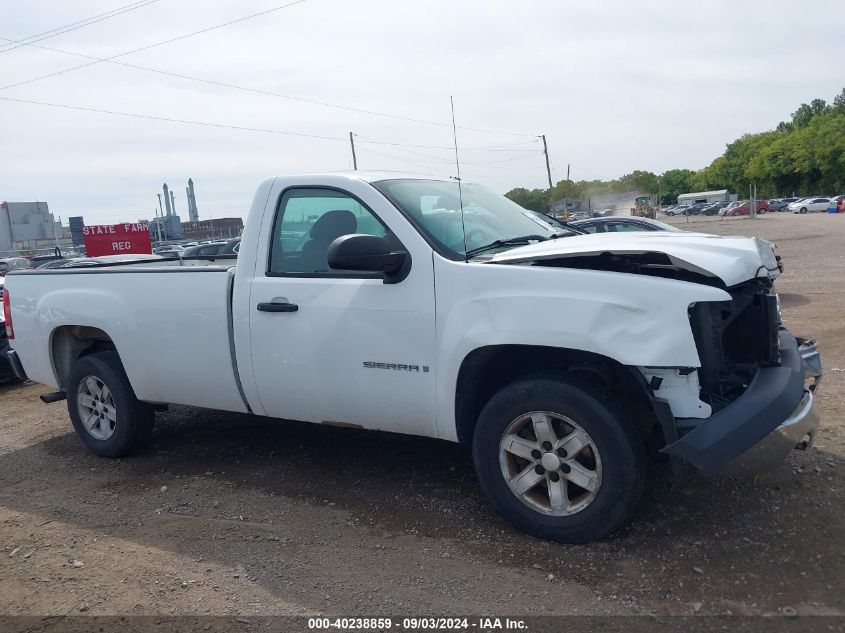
499 411 602 516
77 375 117 440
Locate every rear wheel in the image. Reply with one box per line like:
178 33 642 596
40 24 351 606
67 351 154 457
472 378 644 543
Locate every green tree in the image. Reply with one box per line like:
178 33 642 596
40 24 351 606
658 169 696 203
506 88 845 205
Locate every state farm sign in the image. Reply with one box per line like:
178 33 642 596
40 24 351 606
83 223 152 257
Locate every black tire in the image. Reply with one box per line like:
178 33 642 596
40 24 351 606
67 351 154 457
800 208 807 214
472 377 644 543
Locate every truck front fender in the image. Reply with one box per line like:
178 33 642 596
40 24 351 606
433 258 730 441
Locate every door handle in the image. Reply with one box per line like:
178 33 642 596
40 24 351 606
257 302 298 313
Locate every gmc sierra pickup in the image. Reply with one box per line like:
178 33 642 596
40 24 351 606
3 172 822 542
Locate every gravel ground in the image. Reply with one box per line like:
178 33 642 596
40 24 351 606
0 212 842 617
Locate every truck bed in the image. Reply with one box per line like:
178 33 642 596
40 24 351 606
5 263 248 413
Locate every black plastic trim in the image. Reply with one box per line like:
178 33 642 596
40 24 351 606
225 271 252 414
6 349 28 381
257 302 298 312
663 329 805 474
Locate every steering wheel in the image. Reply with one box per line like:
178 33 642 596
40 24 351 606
449 228 487 252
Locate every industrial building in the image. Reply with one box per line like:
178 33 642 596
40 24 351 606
181 217 243 241
0 201 71 254
150 182 184 240
677 189 737 206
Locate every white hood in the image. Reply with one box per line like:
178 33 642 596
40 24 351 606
487 231 779 287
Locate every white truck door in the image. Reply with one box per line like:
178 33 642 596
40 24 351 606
247 183 437 438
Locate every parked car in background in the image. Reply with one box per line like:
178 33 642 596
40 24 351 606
0 258 31 276
58 254 163 268
720 201 741 215
724 200 769 216
769 198 800 212
684 203 711 215
182 242 228 257
154 245 186 257
789 197 830 213
37 259 71 269
827 195 845 213
181 238 241 258
570 217 682 233
28 253 67 268
700 201 731 215
664 205 690 216
219 238 241 255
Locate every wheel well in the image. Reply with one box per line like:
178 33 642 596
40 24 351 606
51 326 117 390
454 345 659 447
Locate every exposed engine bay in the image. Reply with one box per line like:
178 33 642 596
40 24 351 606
688 279 780 412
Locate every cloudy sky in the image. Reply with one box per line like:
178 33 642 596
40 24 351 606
1 0 843 224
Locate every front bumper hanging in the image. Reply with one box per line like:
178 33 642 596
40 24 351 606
663 330 822 475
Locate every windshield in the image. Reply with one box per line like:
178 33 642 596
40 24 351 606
372 179 578 259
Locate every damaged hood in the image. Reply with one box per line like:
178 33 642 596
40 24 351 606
486 231 779 287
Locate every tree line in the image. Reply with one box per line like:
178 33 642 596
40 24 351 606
506 89 845 211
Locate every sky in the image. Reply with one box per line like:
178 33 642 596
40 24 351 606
1 0 843 224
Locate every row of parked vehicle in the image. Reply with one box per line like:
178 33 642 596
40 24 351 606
153 237 241 258
662 195 845 217
0 237 243 279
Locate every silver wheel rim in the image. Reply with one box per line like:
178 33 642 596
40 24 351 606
77 375 117 441
499 411 602 516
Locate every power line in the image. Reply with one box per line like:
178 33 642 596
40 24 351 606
0 95 346 141
0 36 537 139
356 144 543 171
355 136 542 151
1 0 311 90
0 0 162 55
356 146 454 177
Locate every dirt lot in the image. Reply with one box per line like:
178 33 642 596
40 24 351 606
1 212 843 618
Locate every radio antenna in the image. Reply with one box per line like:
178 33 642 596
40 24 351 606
450 96 468 261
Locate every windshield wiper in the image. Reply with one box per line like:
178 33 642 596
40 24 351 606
465 234 548 258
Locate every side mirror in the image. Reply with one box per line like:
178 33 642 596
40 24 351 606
327 234 410 283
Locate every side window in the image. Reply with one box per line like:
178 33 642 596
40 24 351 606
579 223 600 233
269 188 389 275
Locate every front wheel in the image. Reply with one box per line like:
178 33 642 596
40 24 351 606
67 351 154 457
800 207 807 214
472 378 644 543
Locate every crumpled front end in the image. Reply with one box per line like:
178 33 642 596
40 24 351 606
660 277 822 475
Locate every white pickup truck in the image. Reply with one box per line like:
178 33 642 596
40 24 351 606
3 172 822 542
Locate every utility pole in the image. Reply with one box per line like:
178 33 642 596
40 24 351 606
349 132 358 170
563 163 571 221
750 183 756 218
541 135 554 212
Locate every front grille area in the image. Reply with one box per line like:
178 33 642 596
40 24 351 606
721 290 780 366
688 279 779 411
